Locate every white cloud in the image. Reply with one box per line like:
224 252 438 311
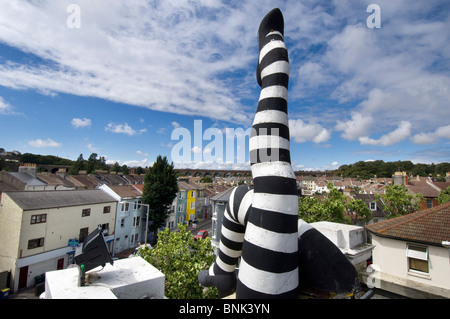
28 138 61 148
359 121 411 146
87 143 97 152
412 125 450 145
136 150 149 156
105 122 146 136
191 146 202 154
157 127 166 135
171 121 180 128
0 0 448 150
0 1 257 125
106 157 153 168
291 2 450 145
335 112 373 141
71 118 91 128
174 161 251 171
289 119 331 144
0 97 15 114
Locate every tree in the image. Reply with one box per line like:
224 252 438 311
199 176 212 183
298 183 372 224
112 162 121 173
438 186 450 204
121 164 129 175
86 153 98 174
346 198 372 224
142 155 178 240
136 224 218 299
68 154 84 174
376 185 423 219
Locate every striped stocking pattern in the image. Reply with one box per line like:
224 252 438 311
199 8 299 299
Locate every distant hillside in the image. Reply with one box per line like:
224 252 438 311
2 150 449 181
334 160 450 180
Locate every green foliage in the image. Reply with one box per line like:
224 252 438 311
334 160 450 179
68 153 109 174
199 176 213 183
376 185 423 218
143 155 178 234
136 224 218 299
298 183 372 224
438 186 450 204
19 153 73 166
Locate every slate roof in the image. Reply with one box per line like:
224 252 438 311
407 180 440 198
8 172 46 186
353 193 385 218
36 173 76 188
365 201 450 246
210 187 235 202
177 181 203 191
107 185 142 199
4 189 117 211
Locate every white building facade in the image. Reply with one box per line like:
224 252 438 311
99 185 147 255
0 190 117 292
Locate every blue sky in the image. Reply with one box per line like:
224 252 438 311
0 0 449 171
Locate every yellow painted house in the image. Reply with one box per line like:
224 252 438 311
177 179 206 222
186 189 196 221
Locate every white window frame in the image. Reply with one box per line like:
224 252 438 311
121 202 130 212
406 243 429 274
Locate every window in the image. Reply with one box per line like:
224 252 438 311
190 201 195 209
190 191 196 198
178 204 184 212
407 244 429 273
121 202 130 212
179 191 185 200
28 238 44 249
121 218 125 227
427 199 433 209
133 200 142 210
101 223 109 235
103 206 111 214
82 208 91 217
30 214 47 224
370 202 376 211
79 227 89 243
133 216 140 227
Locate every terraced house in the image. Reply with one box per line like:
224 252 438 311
176 180 205 223
0 189 117 293
364 202 450 298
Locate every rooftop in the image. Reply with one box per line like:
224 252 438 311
210 186 235 202
365 201 450 246
407 179 440 198
4 189 117 210
106 185 142 199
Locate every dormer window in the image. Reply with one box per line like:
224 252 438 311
370 202 376 211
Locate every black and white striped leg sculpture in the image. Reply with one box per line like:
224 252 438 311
199 8 359 299
199 8 298 299
241 7 299 298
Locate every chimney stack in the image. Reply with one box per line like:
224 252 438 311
19 163 37 177
393 171 408 186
